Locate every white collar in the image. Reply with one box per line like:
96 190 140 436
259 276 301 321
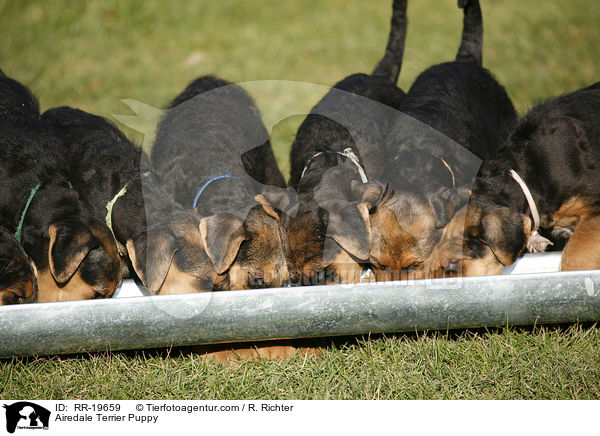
300 148 368 183
509 169 553 253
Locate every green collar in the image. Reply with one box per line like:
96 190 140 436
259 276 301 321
105 183 129 256
15 183 42 244
105 172 152 257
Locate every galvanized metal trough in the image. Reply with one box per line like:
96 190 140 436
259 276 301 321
1 252 599 358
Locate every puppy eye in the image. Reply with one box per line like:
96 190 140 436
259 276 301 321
401 261 423 272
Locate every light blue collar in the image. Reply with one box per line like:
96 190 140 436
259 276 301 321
193 174 239 208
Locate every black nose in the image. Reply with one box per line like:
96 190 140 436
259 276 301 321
289 270 301 285
444 259 461 276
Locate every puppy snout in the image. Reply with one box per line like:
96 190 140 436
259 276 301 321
443 259 461 276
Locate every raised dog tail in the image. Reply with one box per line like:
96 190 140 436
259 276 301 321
371 0 408 85
455 0 483 66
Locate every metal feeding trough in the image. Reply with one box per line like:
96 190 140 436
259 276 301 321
1 252 599 358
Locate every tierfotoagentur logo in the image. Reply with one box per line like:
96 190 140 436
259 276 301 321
2 402 50 433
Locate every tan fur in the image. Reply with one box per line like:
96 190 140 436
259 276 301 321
561 215 600 271
0 280 35 305
551 196 593 229
424 206 469 278
192 341 322 364
368 193 437 279
158 263 212 295
285 213 329 285
426 204 529 277
327 250 365 284
36 268 97 302
254 194 280 221
462 251 505 276
425 206 506 277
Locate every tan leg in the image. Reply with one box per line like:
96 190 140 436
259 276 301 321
191 340 322 364
561 215 600 271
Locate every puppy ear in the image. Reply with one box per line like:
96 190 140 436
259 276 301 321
476 207 529 266
126 230 177 293
427 186 472 227
315 171 384 261
326 201 371 261
199 212 247 274
255 187 298 220
349 180 386 209
48 221 97 283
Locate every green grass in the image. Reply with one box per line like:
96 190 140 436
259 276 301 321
1 0 598 178
2 326 600 399
1 0 600 399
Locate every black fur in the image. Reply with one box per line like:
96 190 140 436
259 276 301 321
155 75 286 200
383 0 517 222
0 73 122 300
436 84 600 273
152 75 291 289
285 0 408 283
289 0 408 187
0 226 37 305
475 84 600 225
42 106 216 293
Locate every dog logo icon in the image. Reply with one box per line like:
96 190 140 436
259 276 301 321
2 402 50 433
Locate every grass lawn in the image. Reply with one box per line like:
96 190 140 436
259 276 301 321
1 0 599 399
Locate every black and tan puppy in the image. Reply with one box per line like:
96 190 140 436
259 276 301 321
0 226 37 305
152 75 291 290
42 106 220 294
427 83 600 276
0 72 122 302
372 0 518 279
287 0 408 285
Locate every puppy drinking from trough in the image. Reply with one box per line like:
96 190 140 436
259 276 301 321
43 107 217 294
427 83 600 277
370 0 518 280
0 72 122 302
287 0 408 285
152 75 295 290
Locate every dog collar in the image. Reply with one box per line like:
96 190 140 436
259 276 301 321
14 183 42 243
509 169 552 253
439 158 455 188
105 183 129 256
193 174 240 209
300 148 368 183
105 172 152 257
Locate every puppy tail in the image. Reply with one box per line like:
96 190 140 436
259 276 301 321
371 0 407 85
455 0 483 66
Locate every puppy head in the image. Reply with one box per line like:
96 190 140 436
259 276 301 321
37 217 122 302
304 161 385 282
194 190 292 290
127 211 215 294
0 229 37 305
366 185 440 281
283 162 378 284
425 203 531 278
285 204 330 286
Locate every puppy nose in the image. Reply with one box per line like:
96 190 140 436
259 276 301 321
443 259 461 276
288 270 301 285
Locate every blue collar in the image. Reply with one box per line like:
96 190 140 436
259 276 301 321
193 174 239 208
